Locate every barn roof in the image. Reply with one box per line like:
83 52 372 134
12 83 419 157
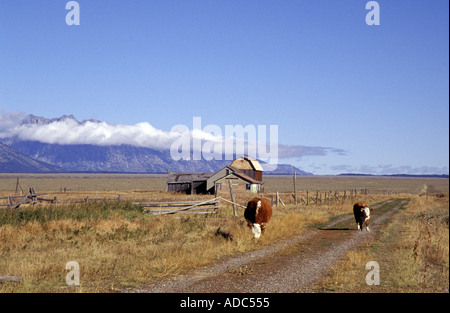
167 172 214 184
230 156 263 172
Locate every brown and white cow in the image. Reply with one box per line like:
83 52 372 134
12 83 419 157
353 202 372 232
244 197 272 238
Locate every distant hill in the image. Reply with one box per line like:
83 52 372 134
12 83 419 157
0 143 61 173
338 173 449 179
6 140 310 174
260 162 312 175
7 140 228 173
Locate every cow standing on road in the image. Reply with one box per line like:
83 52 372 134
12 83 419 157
244 197 272 239
353 202 372 232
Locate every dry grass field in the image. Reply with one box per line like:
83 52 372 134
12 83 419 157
0 173 448 293
0 173 167 194
1 173 448 195
314 193 449 293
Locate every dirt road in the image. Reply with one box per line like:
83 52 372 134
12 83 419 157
127 198 409 293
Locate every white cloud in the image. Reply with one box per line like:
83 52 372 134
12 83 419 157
0 110 26 137
0 112 182 150
277 144 346 159
0 111 345 162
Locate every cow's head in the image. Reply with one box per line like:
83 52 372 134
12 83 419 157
361 207 371 220
251 223 262 239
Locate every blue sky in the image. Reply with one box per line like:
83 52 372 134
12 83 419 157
0 0 448 175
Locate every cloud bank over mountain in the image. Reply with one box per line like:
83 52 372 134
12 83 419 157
1 111 448 175
0 111 177 149
0 111 345 161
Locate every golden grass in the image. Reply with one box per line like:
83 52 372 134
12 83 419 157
1 173 448 195
0 191 368 293
0 173 167 193
315 193 449 293
1 174 448 293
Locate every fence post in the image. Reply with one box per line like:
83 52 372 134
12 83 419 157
228 180 237 217
15 178 21 195
30 188 37 204
293 171 297 205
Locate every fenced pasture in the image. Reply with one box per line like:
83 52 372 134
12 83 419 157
264 175 449 195
140 198 221 215
1 174 447 211
0 173 448 292
1 173 447 195
0 173 167 193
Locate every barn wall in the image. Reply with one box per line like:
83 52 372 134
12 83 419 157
192 181 209 194
214 177 262 196
229 169 263 182
167 181 211 194
239 169 255 180
167 183 191 193
215 178 245 197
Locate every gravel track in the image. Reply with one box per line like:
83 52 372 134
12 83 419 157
126 199 408 293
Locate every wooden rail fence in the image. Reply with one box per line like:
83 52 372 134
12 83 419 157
265 188 370 207
1 179 373 212
138 198 221 215
136 196 246 216
0 188 55 209
0 188 123 209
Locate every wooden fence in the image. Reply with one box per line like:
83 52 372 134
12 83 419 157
0 188 56 209
263 188 370 208
0 188 123 209
136 196 247 216
138 198 221 215
1 179 372 212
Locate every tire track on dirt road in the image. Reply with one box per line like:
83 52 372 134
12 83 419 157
126 198 409 293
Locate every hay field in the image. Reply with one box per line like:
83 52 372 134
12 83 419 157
0 173 166 194
1 173 448 195
0 173 448 293
315 193 449 293
264 175 449 195
0 189 353 293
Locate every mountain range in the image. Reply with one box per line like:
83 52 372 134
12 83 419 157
0 142 61 173
0 114 312 175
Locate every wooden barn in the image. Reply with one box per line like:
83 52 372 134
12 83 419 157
229 156 263 182
166 172 214 195
206 157 264 196
166 156 264 195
